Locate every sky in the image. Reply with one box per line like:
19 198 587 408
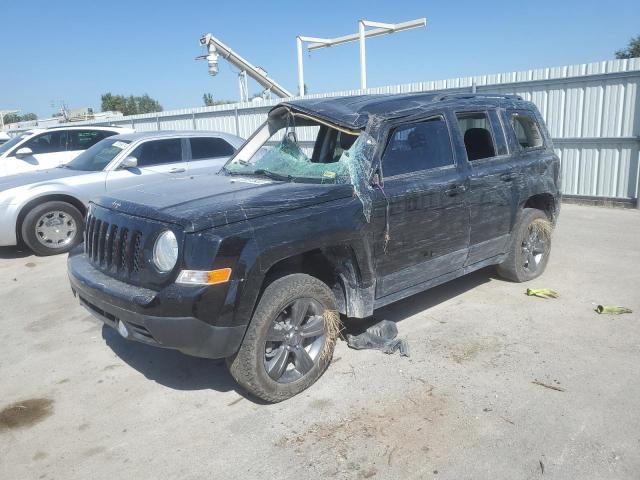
2 0 639 118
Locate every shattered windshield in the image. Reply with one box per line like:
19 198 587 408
225 110 360 184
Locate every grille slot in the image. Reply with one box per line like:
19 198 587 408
85 213 145 281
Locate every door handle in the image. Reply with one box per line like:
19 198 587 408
445 184 467 196
169 167 186 174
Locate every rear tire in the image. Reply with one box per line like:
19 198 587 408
227 274 338 403
496 208 552 282
21 201 84 256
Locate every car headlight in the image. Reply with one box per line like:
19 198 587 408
153 230 178 272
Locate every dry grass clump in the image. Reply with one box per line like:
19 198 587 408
321 309 342 361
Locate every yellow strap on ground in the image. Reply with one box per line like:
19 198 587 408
526 288 559 299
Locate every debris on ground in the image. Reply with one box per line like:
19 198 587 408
539 459 545 474
346 320 409 356
526 288 558 299
594 305 632 315
532 380 565 392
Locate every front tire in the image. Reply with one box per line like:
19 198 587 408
21 201 84 256
496 208 552 282
228 274 339 402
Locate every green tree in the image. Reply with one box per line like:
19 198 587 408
1 112 38 124
615 35 640 59
100 92 163 115
203 93 233 106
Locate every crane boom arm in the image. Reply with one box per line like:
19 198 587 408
199 33 293 99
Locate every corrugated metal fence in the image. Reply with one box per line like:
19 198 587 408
31 58 640 202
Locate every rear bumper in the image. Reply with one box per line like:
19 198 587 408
68 250 246 359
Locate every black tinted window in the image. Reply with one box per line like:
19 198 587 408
190 137 235 159
68 130 113 150
132 139 182 167
456 112 497 161
383 117 454 177
24 131 67 154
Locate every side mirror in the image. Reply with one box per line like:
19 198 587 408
15 147 33 158
119 156 138 169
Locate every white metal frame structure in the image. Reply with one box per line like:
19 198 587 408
297 18 426 94
198 33 293 102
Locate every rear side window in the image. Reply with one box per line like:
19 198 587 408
68 130 112 151
382 117 454 177
24 131 68 154
511 113 544 149
189 137 235 160
131 138 183 167
456 112 497 161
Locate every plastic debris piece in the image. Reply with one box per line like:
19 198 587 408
526 288 558 299
594 305 632 315
346 320 409 357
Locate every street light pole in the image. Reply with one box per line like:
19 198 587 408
297 18 426 93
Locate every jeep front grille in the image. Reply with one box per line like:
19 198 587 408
85 214 143 278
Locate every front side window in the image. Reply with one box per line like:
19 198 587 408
190 137 235 159
24 131 68 154
65 138 131 171
68 130 112 151
131 138 183 167
382 117 454 177
511 112 544 149
0 133 30 155
456 112 497 161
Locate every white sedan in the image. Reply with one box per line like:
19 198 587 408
0 130 244 255
0 126 133 177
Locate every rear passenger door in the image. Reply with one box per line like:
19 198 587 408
455 109 517 265
187 136 237 175
105 137 188 191
373 114 470 299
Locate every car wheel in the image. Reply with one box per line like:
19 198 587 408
21 201 84 256
496 208 552 282
227 273 339 402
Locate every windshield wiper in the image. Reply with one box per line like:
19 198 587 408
253 169 293 182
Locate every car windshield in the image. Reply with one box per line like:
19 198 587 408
0 133 29 155
224 111 361 184
64 138 131 171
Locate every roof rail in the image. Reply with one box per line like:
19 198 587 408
433 93 523 102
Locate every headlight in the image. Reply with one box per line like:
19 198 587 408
153 230 178 272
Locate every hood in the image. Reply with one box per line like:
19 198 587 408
95 172 354 232
0 168 87 192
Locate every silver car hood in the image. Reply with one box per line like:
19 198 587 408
0 168 88 192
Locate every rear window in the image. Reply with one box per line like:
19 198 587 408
68 130 113 150
382 116 454 177
511 112 544 149
190 137 235 159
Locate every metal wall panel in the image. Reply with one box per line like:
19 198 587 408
15 58 639 201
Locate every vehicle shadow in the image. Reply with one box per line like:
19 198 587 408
344 266 496 335
101 325 261 400
0 246 32 259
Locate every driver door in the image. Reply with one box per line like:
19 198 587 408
105 137 189 191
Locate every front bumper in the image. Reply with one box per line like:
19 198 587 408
68 250 246 359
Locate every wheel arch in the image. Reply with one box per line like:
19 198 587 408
16 194 87 244
523 192 558 222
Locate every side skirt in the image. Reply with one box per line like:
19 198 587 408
372 254 505 310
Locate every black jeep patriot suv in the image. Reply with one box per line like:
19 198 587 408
68 93 560 402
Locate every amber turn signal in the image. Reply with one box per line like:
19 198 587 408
176 268 232 285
